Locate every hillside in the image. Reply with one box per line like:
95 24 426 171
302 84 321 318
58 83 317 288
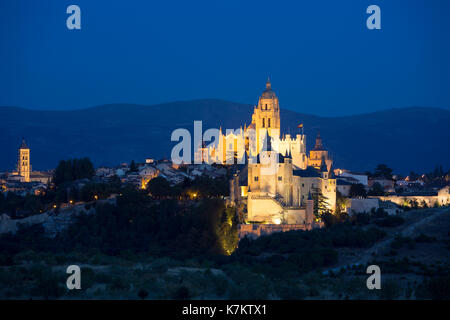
0 100 449 173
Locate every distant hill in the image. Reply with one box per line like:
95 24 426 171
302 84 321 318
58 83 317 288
0 100 449 174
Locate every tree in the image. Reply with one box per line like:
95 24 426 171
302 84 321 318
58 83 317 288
173 286 190 299
421 200 428 208
53 158 95 185
129 160 138 173
349 183 367 198
215 206 238 255
147 177 172 198
374 164 393 180
335 190 347 213
432 165 444 178
23 196 43 214
409 171 419 181
138 289 149 300
368 182 385 196
0 192 4 212
311 187 331 221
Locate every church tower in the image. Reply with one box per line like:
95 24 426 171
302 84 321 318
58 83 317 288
309 131 332 172
17 138 31 182
251 78 281 153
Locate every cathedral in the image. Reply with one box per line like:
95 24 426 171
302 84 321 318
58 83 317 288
196 79 336 228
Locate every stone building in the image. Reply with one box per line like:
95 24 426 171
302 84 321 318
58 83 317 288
375 186 450 208
10 138 31 183
210 80 337 235
195 78 308 170
309 131 333 172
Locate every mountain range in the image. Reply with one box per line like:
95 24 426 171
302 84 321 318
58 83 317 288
0 100 449 175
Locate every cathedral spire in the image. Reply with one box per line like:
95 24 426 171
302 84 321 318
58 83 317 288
314 131 323 150
320 156 328 172
20 137 28 149
262 131 272 152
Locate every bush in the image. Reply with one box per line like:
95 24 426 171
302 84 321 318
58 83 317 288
373 216 404 227
414 233 436 243
211 275 229 297
379 279 401 299
138 288 149 299
353 212 370 225
390 235 414 250
417 276 450 300
276 283 307 299
173 285 191 299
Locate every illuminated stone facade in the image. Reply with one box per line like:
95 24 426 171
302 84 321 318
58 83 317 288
17 139 31 183
210 80 338 227
195 79 308 169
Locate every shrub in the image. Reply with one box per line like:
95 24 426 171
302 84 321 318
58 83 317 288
417 276 450 300
414 233 436 243
138 288 149 299
173 285 191 299
373 216 404 227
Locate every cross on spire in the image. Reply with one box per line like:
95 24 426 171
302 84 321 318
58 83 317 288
266 76 271 90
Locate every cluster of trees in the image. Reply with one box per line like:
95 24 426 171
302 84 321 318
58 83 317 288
350 208 404 227
0 188 238 259
366 164 393 180
235 223 386 277
348 182 385 198
0 192 45 218
147 176 229 199
53 175 122 204
53 158 95 186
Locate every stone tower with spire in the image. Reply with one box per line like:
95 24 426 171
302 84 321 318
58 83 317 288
17 138 31 182
309 131 332 172
195 78 307 168
251 77 281 153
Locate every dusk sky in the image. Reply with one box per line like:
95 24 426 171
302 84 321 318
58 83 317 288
1 0 450 116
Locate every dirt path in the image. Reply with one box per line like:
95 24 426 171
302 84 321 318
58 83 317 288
324 207 450 273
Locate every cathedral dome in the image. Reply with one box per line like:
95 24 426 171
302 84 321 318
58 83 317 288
261 77 277 99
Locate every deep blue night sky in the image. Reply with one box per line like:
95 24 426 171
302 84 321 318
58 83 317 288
1 0 450 116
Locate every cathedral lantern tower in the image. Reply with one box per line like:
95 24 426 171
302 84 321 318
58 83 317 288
17 138 31 182
309 131 332 172
252 78 281 153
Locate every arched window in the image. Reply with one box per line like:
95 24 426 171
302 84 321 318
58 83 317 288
268 118 271 128
262 118 265 128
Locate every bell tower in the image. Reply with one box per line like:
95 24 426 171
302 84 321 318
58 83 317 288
17 138 31 182
252 78 281 153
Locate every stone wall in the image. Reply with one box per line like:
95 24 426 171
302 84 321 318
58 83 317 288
346 198 379 215
238 223 310 240
247 195 283 223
